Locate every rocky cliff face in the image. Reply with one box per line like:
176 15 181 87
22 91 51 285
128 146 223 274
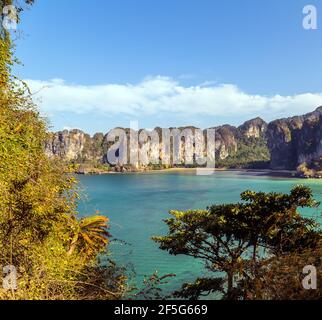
46 118 269 170
239 117 267 139
46 129 104 162
46 107 322 172
267 107 322 170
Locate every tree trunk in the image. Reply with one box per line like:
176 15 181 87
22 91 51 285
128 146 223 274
226 271 234 300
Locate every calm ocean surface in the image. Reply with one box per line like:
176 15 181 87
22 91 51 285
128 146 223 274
77 171 322 294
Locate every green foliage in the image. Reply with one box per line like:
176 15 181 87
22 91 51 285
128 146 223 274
216 136 270 168
133 272 176 300
153 186 321 300
245 243 322 299
0 3 126 300
68 216 111 257
174 277 225 300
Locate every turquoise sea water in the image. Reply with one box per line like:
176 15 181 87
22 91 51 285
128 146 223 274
77 171 322 294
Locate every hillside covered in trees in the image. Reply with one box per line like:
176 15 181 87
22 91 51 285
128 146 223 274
0 0 126 300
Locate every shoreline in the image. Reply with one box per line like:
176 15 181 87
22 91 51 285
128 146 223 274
76 167 300 178
134 168 299 178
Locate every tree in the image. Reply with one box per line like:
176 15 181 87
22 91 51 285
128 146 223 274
68 216 111 257
153 186 321 300
243 243 322 300
0 0 126 300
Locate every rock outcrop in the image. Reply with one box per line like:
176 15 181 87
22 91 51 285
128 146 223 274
267 107 322 170
239 117 268 139
46 107 322 172
46 118 269 170
46 129 104 162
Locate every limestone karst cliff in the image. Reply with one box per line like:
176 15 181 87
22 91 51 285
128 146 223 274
266 106 322 171
45 118 269 171
45 130 104 162
45 107 322 173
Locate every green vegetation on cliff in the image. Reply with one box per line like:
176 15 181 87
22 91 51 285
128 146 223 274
216 135 270 169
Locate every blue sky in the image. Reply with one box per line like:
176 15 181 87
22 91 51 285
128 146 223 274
14 0 322 134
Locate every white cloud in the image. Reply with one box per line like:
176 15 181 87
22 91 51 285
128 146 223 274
26 76 322 121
